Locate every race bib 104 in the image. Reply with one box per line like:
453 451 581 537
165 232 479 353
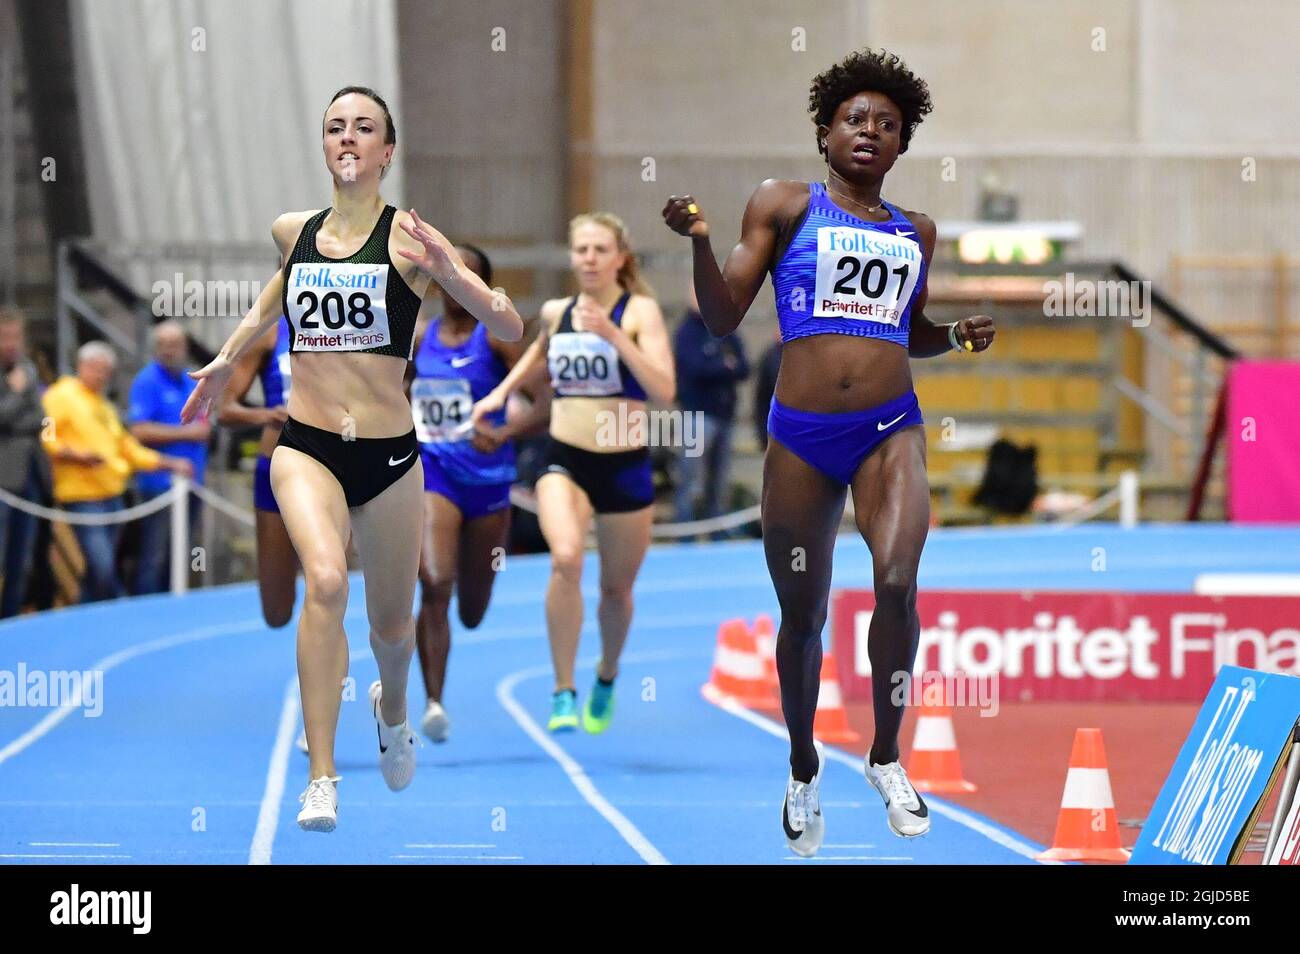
411 377 473 444
548 332 623 397
813 226 922 327
287 263 391 351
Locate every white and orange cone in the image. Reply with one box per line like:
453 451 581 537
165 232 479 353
906 704 977 793
812 652 861 743
1037 728 1131 862
701 618 775 709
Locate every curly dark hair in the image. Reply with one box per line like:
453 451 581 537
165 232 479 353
809 49 933 156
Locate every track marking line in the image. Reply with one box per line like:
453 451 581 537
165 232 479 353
0 619 265 768
497 660 670 865
391 854 523 860
0 853 130 859
701 683 1057 864
404 843 495 848
784 855 911 861
30 841 120 847
248 676 300 866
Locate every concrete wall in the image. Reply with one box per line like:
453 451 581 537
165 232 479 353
587 0 1300 336
396 0 568 302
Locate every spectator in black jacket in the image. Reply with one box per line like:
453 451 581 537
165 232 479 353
0 309 51 616
673 284 749 537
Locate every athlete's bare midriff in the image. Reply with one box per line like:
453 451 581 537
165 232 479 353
285 350 412 438
775 333 913 414
551 395 647 453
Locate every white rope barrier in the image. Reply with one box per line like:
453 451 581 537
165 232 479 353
1050 469 1140 530
507 486 761 538
0 479 257 528
2 465 760 600
0 482 181 525
189 480 257 528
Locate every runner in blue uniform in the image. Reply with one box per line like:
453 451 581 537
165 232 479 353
221 316 298 628
406 244 542 741
663 49 995 856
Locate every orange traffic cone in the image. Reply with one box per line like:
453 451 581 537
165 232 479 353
906 704 977 793
812 652 860 743
702 618 775 708
752 614 778 695
1037 728 1131 862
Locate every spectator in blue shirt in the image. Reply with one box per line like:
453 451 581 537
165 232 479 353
673 283 749 538
128 321 210 594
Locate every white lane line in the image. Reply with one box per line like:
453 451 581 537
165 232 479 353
391 854 524 860
248 677 301 866
404 843 495 848
0 853 131 859
821 843 876 848
701 683 1055 864
784 855 912 862
496 662 670 866
0 619 265 768
29 842 121 847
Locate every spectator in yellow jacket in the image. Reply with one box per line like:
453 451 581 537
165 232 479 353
41 341 193 603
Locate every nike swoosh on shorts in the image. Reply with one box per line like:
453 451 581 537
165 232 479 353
389 452 414 466
877 412 907 431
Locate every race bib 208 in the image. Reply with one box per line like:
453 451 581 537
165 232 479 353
287 263 391 351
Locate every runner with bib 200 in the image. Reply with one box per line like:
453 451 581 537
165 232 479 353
407 243 541 742
182 86 523 833
473 212 675 736
663 49 995 857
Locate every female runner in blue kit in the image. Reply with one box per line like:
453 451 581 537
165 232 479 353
664 49 995 857
407 243 543 742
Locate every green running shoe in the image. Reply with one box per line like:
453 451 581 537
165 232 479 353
548 689 579 733
582 678 615 734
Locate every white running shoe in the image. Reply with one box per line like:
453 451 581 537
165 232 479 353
295 728 309 754
421 699 450 743
297 775 340 832
782 742 826 858
864 758 931 837
369 679 419 791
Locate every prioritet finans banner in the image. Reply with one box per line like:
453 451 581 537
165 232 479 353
830 590 1300 702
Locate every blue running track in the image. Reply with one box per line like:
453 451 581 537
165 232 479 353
1 524 1296 864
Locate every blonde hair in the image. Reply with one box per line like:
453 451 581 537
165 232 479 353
568 211 654 298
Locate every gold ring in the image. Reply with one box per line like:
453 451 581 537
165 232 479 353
686 203 699 214
964 339 975 351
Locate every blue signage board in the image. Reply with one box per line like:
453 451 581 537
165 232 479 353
1131 666 1300 865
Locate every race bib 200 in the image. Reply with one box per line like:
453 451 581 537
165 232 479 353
813 226 921 327
287 263 391 351
548 332 623 397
